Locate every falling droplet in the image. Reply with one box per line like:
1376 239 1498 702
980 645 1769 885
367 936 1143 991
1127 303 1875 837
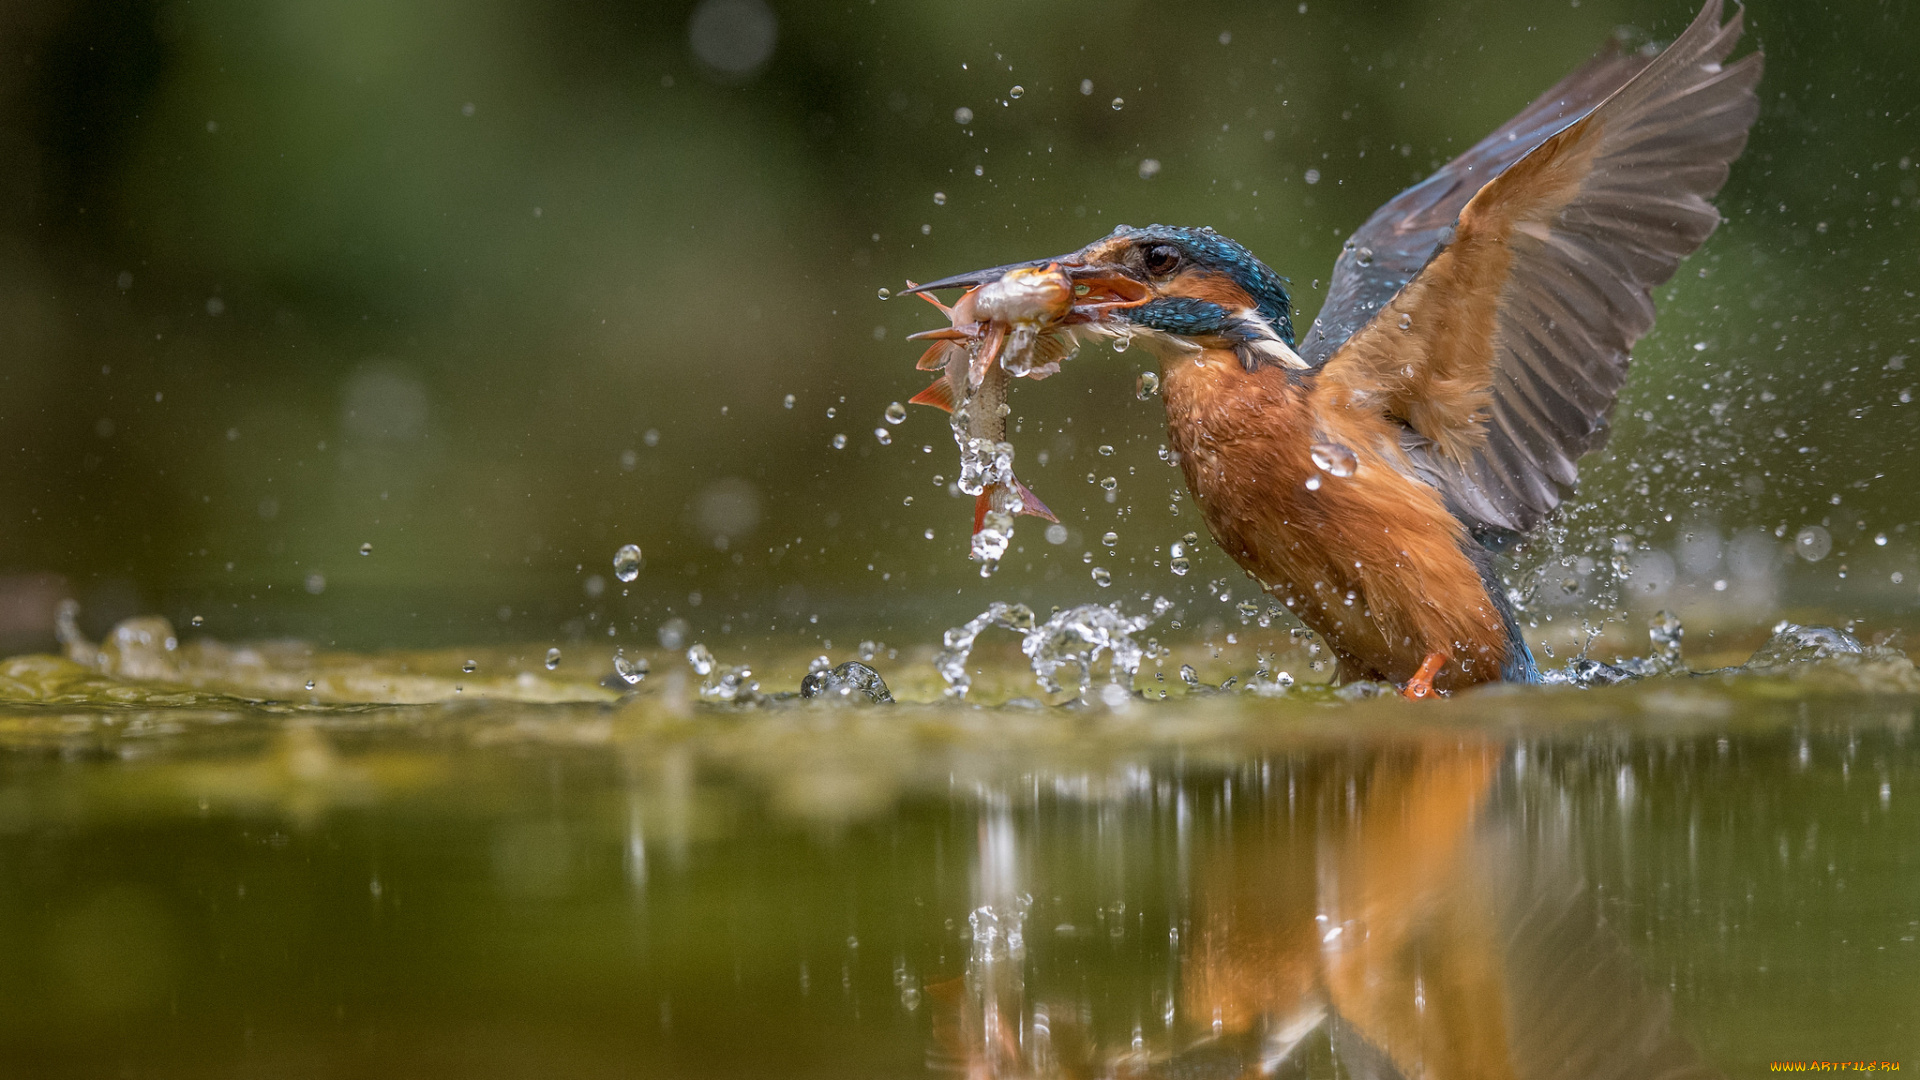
306 680 316 691
461 660 477 674
932 192 946 206
1111 330 1133 353
613 544 644 582
1355 246 1374 266
1091 567 1113 587
1098 444 1115 456
190 615 205 627
1397 313 1412 331
874 427 892 445
1135 371 1160 399
1309 441 1358 477
884 402 907 424
545 647 562 670
1009 85 1025 99
1100 476 1118 492
1102 531 1118 546
783 393 796 408
832 433 848 449
1304 476 1322 491
358 542 373 556
876 287 891 301
1794 525 1832 562
1874 532 1888 546
1170 557 1191 576
924 527 936 539
1111 97 1125 110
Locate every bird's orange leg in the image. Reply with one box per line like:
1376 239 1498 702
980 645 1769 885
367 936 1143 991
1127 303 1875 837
1400 653 1447 700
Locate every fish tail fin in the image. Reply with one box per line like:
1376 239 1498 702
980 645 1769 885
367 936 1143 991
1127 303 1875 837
1012 477 1056 522
972 480 1057 534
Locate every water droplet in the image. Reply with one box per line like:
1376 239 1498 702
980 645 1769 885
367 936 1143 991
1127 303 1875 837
1355 246 1373 266
1091 567 1112 587
1111 97 1124 110
190 615 204 627
1111 331 1132 353
1875 532 1888 546
874 427 892 445
1101 531 1118 546
1098 444 1115 456
1009 85 1024 99
1183 531 1201 547
884 402 907 424
1304 168 1321 185
924 527 936 539
461 660 477 674
831 433 848 449
613 544 644 582
614 649 649 685
1135 371 1160 399
932 192 946 206
1304 475 1322 491
358 542 373 556
1794 525 1832 562
1397 312 1412 331
1045 523 1068 545
783 393 796 408
1309 441 1358 477
954 106 974 124
306 680 316 691
825 406 836 418
1170 557 1190 576
1100 476 1118 492
545 647 561 670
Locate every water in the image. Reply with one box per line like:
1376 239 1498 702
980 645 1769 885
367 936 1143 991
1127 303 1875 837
1 606 1918 1075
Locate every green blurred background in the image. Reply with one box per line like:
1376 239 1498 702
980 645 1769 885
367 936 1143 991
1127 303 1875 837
0 0 1914 656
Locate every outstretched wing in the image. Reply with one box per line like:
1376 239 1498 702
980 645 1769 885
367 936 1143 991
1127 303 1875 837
1315 0 1761 538
1298 35 1658 369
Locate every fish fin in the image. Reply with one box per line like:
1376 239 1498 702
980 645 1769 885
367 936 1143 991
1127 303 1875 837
968 323 1008 390
917 341 955 370
1012 477 1057 522
906 327 971 342
909 379 956 413
971 482 1057 534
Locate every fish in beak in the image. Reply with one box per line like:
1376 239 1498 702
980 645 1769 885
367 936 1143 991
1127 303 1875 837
901 262 1149 574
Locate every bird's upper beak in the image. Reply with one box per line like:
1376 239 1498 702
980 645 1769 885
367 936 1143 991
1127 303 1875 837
902 253 1088 296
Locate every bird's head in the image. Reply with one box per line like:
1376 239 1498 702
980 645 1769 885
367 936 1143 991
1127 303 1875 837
908 225 1304 371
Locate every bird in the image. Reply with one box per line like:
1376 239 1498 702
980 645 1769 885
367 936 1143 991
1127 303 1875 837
906 0 1762 698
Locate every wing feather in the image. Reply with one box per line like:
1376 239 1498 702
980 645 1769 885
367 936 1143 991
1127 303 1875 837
1316 0 1761 536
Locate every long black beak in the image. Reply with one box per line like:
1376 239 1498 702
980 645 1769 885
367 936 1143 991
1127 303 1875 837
903 253 1086 295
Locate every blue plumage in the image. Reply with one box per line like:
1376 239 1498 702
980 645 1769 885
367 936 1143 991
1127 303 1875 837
1106 224 1294 344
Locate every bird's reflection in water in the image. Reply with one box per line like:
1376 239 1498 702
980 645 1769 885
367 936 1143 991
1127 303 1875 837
931 742 1721 1079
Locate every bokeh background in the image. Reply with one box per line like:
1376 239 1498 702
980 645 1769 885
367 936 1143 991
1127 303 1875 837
0 0 1914 657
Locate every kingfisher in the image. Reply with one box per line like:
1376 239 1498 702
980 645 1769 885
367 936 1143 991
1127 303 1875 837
907 0 1761 698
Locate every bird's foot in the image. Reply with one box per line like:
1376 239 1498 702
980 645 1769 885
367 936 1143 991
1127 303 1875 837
1400 653 1447 700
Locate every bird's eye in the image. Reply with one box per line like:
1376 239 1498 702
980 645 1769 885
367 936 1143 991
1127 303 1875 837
1141 244 1182 276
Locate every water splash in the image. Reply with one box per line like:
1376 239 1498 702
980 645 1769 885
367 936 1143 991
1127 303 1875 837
612 649 649 686
1745 622 1864 668
937 598 1172 701
687 643 759 703
798 661 894 703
